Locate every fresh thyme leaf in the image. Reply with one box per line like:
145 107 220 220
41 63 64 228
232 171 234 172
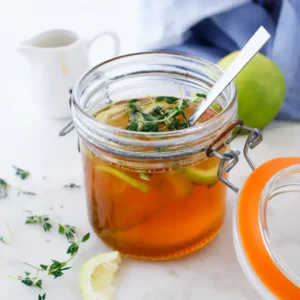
64 183 81 188
126 122 139 131
141 113 154 121
140 122 159 132
35 279 43 289
13 165 30 180
151 106 165 117
59 224 76 240
155 96 166 101
58 223 65 235
21 278 34 286
40 265 48 271
165 97 179 104
0 221 13 244
82 232 90 243
139 173 152 181
67 242 79 256
38 294 46 300
129 99 139 104
48 260 71 279
166 118 189 131
196 93 206 98
26 215 52 232
0 178 10 199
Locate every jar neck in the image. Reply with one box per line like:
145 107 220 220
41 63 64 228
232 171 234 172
72 52 237 166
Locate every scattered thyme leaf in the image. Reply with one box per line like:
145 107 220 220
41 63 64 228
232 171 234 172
10 264 44 290
141 113 154 121
82 232 90 243
126 122 139 131
17 189 36 196
12 165 30 180
129 99 139 104
26 215 52 232
48 260 70 279
64 183 81 188
67 242 79 256
58 224 76 240
0 178 10 199
38 294 46 300
196 93 206 98
40 265 48 271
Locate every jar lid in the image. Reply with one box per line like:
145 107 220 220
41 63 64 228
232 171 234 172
233 157 300 299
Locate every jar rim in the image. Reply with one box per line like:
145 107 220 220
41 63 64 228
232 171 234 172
72 51 237 138
71 52 237 161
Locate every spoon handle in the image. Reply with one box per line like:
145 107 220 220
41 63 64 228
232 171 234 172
189 26 271 126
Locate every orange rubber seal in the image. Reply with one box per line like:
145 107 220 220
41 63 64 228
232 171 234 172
238 157 300 299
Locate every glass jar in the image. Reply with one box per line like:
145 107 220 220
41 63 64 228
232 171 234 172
233 157 300 299
72 52 237 260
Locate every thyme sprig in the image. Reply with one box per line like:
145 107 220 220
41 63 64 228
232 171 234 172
41 232 90 279
126 94 206 132
26 215 78 241
13 166 30 180
11 215 90 290
9 263 44 289
24 214 90 278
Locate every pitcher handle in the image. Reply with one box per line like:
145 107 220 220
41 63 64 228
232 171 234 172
87 31 120 58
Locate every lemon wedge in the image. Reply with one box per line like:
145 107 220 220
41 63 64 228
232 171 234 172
95 164 150 193
80 251 122 300
182 164 219 186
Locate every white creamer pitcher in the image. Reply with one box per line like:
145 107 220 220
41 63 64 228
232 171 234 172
17 29 120 119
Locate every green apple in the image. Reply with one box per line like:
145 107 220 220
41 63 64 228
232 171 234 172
217 52 286 129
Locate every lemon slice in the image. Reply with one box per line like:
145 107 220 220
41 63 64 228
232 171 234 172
80 251 122 300
182 164 219 186
95 105 127 123
95 164 150 193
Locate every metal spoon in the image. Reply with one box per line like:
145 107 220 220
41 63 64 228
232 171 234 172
188 26 271 126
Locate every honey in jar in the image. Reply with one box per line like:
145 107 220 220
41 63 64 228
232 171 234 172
72 53 237 259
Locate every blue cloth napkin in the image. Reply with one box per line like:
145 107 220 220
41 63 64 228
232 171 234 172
159 0 300 121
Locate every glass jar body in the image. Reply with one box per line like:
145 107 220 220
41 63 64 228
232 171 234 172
72 52 237 259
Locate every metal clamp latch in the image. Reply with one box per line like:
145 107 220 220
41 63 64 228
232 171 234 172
206 120 263 193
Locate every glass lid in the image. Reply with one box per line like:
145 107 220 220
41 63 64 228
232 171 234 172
233 157 300 299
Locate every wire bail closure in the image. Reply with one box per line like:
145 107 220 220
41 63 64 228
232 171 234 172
206 120 263 193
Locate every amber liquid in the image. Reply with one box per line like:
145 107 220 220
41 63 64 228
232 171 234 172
82 99 227 259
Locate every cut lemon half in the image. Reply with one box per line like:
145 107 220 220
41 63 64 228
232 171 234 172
80 251 122 300
182 164 219 186
95 164 150 193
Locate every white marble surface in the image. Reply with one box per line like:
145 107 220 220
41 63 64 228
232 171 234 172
1 1 300 299
2 108 300 300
